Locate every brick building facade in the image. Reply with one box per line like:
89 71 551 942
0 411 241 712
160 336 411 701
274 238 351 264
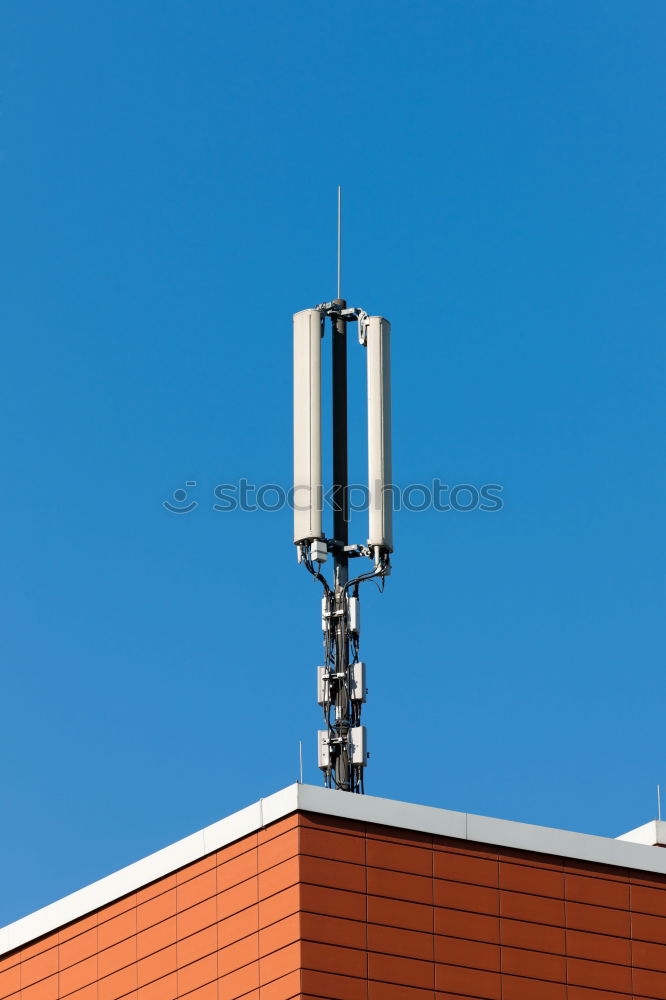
1 785 665 999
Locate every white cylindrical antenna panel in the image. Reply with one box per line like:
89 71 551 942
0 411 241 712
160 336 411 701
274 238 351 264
293 308 324 543
366 316 393 552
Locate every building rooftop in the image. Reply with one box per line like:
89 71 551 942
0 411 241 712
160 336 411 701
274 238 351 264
1 783 661 958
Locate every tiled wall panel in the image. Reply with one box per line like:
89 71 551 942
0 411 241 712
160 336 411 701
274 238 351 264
5 808 666 997
295 812 666 1000
0 814 302 1000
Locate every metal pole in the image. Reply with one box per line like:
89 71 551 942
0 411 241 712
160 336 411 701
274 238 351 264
331 299 351 790
332 299 348 555
337 186 342 301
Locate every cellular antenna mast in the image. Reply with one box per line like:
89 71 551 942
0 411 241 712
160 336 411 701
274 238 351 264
293 190 392 793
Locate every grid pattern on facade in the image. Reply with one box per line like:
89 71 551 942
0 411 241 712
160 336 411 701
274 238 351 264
3 809 666 998
0 813 302 1000
292 810 666 999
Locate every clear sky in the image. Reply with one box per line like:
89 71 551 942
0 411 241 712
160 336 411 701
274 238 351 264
1 1 664 925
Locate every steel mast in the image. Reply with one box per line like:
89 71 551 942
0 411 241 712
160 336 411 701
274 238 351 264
293 192 392 793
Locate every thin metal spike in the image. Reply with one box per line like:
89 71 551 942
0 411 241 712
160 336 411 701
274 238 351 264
337 186 342 300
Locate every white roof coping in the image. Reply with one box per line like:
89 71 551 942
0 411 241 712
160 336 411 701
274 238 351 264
617 819 666 847
2 783 666 957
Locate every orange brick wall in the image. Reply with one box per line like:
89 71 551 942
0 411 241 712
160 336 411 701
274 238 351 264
0 813 304 1000
3 809 666 999
289 811 666 999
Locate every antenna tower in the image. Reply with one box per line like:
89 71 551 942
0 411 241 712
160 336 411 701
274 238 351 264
293 189 393 793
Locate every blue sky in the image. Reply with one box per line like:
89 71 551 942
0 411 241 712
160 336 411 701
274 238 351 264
1 0 664 924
